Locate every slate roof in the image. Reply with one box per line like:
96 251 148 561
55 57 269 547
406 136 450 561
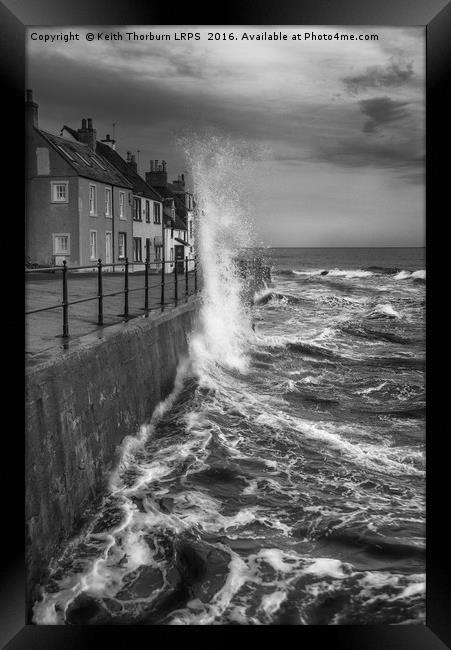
37 129 133 188
96 142 163 202
151 185 175 200
173 213 187 230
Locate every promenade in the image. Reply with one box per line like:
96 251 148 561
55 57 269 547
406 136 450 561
25 269 198 358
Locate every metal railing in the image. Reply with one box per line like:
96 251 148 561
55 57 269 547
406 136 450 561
25 256 199 339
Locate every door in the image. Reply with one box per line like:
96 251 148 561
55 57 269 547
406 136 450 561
53 234 70 266
175 244 185 274
105 231 112 267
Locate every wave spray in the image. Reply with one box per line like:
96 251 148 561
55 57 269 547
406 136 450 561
183 135 255 375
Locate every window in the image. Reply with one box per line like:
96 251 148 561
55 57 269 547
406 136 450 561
89 184 97 215
53 234 70 254
89 230 97 260
51 181 69 203
105 187 112 217
145 201 150 223
189 220 193 240
118 232 127 259
75 151 91 166
133 237 142 262
133 197 142 221
155 245 162 261
153 202 161 224
91 156 106 170
170 248 174 267
119 191 125 219
145 238 151 260
56 145 75 161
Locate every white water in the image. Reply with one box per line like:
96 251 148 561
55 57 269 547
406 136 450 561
33 135 259 625
183 135 255 375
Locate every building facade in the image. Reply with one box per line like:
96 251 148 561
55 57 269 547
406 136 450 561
145 161 195 274
93 147 164 272
25 91 133 268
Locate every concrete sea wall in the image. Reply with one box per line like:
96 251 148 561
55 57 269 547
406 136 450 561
25 298 200 614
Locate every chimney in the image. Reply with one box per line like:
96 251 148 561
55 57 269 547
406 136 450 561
128 153 138 173
25 89 39 129
146 159 168 189
101 133 116 150
77 116 97 150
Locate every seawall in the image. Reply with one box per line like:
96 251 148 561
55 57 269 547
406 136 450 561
25 297 201 616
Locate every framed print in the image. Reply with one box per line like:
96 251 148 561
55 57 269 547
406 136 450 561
0 0 448 646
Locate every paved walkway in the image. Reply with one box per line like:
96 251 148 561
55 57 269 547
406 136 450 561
25 269 199 358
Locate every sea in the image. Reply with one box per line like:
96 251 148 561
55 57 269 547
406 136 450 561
33 246 426 626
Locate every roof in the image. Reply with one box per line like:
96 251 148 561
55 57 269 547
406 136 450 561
37 129 133 188
96 142 163 201
173 213 187 230
152 185 175 200
172 193 188 221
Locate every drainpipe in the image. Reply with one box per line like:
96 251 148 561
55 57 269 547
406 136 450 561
162 207 165 272
111 186 115 272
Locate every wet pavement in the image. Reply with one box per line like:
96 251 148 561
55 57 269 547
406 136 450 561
26 270 199 358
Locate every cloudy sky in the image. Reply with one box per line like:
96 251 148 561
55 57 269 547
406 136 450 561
27 26 425 247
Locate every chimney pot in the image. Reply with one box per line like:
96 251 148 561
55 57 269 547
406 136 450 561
25 88 39 128
78 118 96 149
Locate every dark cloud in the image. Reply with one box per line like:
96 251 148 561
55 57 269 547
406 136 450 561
316 137 420 169
358 97 410 134
26 31 425 245
343 58 414 94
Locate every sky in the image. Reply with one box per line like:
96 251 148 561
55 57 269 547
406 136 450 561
27 26 425 247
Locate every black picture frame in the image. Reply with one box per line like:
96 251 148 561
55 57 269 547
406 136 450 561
1 0 448 647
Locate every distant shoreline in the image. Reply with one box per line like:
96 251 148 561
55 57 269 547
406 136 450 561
246 246 426 250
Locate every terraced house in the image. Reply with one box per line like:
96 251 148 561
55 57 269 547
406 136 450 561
146 160 193 273
25 90 133 268
93 146 164 271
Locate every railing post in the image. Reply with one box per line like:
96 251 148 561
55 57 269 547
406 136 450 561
174 258 178 304
62 260 69 338
185 255 189 300
144 256 149 311
97 258 103 326
124 257 129 317
194 256 198 293
161 259 165 310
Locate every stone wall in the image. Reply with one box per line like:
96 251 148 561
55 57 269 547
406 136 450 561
25 298 200 615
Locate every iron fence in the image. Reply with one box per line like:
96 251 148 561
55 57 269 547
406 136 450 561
25 254 270 342
25 256 199 339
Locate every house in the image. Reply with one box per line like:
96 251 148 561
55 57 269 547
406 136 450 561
25 90 133 268
86 143 164 273
145 161 194 274
168 174 196 271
